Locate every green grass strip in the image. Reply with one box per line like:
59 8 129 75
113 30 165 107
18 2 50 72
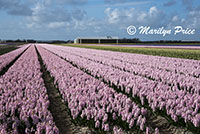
0 46 19 56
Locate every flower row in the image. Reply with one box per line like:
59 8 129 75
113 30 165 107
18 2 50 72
37 45 149 133
0 45 29 73
58 45 200 78
46 45 200 94
40 44 200 128
0 45 58 134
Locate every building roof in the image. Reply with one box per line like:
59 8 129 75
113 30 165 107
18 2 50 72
75 36 119 40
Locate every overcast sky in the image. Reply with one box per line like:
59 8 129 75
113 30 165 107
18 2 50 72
0 0 200 41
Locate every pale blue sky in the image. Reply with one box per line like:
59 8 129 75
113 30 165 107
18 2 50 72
0 0 199 41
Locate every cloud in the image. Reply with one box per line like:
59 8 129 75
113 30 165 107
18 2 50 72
104 0 127 3
8 6 32 16
186 6 200 28
181 0 195 10
104 6 165 27
104 8 120 24
172 16 179 22
163 0 195 9
167 5 200 29
27 2 87 29
33 5 72 23
163 0 176 7
182 0 194 5
104 0 151 5
44 0 88 5
72 9 87 21
0 0 88 17
47 22 67 29
0 0 33 16
106 1 151 7
61 0 88 5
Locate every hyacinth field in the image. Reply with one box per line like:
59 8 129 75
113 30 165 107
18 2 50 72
0 44 200 134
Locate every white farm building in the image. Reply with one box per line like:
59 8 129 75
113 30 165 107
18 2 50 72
74 36 119 44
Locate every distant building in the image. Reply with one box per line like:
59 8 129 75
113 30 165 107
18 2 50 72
74 36 119 44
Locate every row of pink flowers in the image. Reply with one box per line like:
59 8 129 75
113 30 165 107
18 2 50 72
55 44 200 78
0 45 29 72
37 45 149 133
40 44 200 128
47 45 200 94
0 45 58 134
